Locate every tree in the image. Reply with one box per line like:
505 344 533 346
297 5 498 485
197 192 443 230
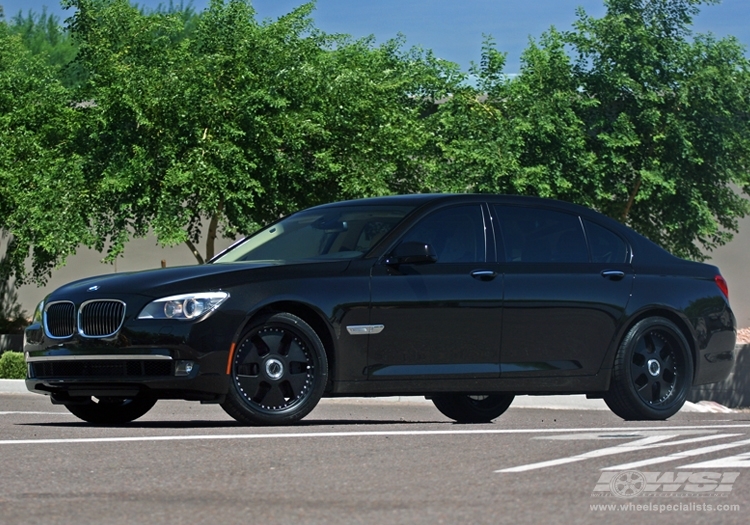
62 0 455 266
444 0 750 260
4 7 81 87
0 22 86 284
568 0 750 259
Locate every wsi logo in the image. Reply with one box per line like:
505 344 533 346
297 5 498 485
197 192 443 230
592 471 740 498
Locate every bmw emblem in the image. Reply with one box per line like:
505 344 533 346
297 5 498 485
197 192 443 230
87 285 100 292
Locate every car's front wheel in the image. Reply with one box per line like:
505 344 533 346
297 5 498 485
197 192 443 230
221 312 328 426
604 317 693 420
431 393 514 423
65 397 157 424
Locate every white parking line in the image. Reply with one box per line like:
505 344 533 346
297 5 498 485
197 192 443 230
602 437 750 470
679 451 750 469
496 433 745 473
0 411 72 416
2 425 750 446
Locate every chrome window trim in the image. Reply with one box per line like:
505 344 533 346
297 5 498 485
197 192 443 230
43 301 76 339
77 299 127 338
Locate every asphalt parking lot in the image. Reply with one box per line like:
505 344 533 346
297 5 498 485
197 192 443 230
1 388 749 525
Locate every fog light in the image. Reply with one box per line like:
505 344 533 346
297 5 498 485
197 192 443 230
175 360 195 376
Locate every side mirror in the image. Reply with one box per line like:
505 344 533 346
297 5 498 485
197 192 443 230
385 242 438 266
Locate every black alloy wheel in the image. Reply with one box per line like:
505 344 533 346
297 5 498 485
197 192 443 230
604 317 693 420
431 393 515 423
64 397 157 424
221 312 328 425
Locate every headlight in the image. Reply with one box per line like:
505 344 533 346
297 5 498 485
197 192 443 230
137 292 230 321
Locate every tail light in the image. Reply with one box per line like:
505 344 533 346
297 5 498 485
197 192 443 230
714 275 729 299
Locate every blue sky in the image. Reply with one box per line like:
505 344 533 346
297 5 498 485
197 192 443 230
2 0 748 73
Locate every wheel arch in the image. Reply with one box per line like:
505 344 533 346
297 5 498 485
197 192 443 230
238 301 336 389
615 308 697 383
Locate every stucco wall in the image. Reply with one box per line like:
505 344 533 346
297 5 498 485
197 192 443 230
4 235 236 316
705 214 750 329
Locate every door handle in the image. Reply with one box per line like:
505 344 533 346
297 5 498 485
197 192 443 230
471 270 497 281
601 270 625 281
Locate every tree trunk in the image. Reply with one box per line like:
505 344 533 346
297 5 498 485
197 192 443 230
185 239 205 265
621 173 642 222
205 200 223 262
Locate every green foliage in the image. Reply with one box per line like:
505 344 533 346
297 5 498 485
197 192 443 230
5 7 81 87
58 0 458 265
427 0 750 260
0 351 26 379
0 22 86 284
565 0 750 259
1 0 749 285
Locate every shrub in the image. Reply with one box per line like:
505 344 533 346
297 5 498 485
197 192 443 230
0 351 26 379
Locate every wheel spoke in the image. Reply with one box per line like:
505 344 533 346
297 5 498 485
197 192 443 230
286 340 308 365
631 354 646 380
635 375 656 402
251 334 271 357
277 331 294 357
285 370 308 395
650 333 666 355
261 384 288 408
237 374 263 399
634 336 650 356
651 381 661 402
661 352 675 372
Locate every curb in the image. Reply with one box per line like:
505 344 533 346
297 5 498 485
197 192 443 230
0 379 30 394
689 343 750 409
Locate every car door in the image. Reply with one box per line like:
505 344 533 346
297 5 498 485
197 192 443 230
492 204 634 377
365 203 503 381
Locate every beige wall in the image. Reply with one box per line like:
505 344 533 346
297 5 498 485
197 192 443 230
7 235 236 315
706 214 750 329
4 214 750 329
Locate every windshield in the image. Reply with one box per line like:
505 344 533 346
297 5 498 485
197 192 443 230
213 205 414 263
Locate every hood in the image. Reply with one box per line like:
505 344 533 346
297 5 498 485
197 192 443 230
52 261 283 299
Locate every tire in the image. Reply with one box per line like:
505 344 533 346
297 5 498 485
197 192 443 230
431 393 514 423
65 397 156 424
604 317 693 420
221 312 328 426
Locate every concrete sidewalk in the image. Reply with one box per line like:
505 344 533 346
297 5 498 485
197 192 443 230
1 379 733 413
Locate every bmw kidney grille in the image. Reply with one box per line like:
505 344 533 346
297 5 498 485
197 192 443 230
45 300 126 338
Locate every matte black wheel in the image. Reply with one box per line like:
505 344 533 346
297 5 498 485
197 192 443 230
65 397 156 424
221 312 328 426
604 317 693 420
431 393 514 423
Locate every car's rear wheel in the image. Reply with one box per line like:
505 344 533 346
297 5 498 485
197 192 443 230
604 317 693 420
431 393 514 423
65 397 157 424
221 312 328 426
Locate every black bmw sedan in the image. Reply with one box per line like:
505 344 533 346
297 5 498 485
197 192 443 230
23 194 736 425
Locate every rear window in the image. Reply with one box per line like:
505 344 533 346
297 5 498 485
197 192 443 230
584 220 629 263
494 206 588 263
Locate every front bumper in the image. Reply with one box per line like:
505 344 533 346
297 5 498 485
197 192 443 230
24 310 239 402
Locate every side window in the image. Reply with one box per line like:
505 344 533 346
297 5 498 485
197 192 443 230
494 206 588 263
399 205 485 263
584 220 629 263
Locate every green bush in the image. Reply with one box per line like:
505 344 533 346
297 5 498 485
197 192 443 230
0 351 26 379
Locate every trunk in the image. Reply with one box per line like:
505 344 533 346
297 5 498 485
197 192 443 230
185 239 205 265
621 174 642 222
205 201 223 262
